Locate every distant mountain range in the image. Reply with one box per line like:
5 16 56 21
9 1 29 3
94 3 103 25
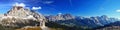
45 13 120 29
45 13 75 21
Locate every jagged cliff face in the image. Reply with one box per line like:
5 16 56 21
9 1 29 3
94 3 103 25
0 6 46 28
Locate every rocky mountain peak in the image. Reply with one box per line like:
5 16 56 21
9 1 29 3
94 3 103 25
0 5 46 28
13 6 24 10
101 15 109 20
6 6 29 17
63 13 75 20
101 15 108 18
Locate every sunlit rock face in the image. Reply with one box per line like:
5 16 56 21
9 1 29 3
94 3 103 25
6 6 29 17
0 6 46 28
6 6 46 21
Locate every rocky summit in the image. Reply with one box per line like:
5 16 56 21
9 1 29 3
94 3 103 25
0 5 46 29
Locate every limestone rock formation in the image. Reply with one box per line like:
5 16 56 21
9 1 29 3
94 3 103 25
0 5 46 28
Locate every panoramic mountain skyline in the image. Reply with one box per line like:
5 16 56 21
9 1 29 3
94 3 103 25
1 0 120 18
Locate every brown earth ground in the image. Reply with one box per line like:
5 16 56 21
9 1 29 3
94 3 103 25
15 26 65 30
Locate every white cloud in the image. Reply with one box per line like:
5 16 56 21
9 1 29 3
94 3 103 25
32 7 42 10
116 9 120 12
13 3 26 7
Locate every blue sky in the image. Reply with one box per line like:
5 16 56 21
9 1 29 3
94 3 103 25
0 0 120 18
